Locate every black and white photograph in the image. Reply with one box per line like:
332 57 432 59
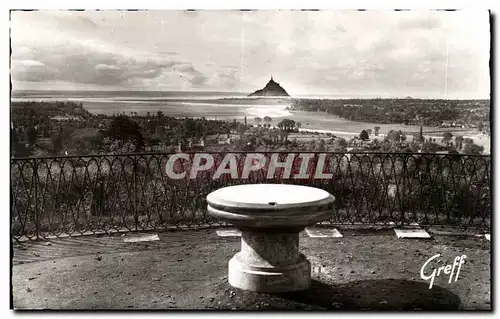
9 7 492 311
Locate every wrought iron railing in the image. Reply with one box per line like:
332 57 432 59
11 152 491 241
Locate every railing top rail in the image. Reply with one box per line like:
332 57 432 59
10 151 492 161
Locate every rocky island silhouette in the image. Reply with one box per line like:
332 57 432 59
248 76 290 97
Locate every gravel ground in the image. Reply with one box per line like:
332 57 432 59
11 228 491 310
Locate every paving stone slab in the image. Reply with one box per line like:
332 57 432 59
428 228 470 236
216 229 241 237
305 228 343 238
123 234 160 243
394 228 431 239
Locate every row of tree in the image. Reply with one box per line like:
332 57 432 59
290 98 490 129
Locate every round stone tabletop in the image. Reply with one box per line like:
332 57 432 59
207 184 335 228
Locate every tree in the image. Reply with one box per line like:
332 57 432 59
26 126 37 148
359 130 369 141
237 123 247 139
448 148 459 155
313 139 326 152
254 117 262 127
385 130 401 143
374 126 380 136
462 141 484 155
182 118 196 136
194 122 204 138
380 141 392 152
414 126 424 143
399 130 407 142
277 119 296 132
155 126 165 140
269 128 279 143
413 132 422 143
74 131 104 154
11 128 31 157
408 142 420 153
442 131 453 144
422 142 439 153
463 138 474 145
455 135 464 150
278 129 289 142
156 110 165 126
333 138 347 151
263 116 272 127
50 130 64 155
295 122 302 130
104 115 145 152
366 129 372 137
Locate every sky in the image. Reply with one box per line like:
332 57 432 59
10 10 491 98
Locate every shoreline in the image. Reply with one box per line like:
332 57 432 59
295 127 489 141
12 96 490 153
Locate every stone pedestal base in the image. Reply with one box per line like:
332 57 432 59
228 252 311 292
206 184 336 293
228 229 311 292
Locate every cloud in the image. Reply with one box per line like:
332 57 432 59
95 64 120 70
50 11 100 29
157 51 179 56
190 74 208 87
207 70 240 89
397 13 442 30
172 63 209 87
174 64 197 73
10 41 208 88
14 60 45 67
9 10 490 97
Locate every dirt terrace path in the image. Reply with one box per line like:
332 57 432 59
12 228 491 310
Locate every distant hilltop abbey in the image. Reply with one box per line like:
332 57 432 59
248 75 290 97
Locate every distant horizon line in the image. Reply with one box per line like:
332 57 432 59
10 89 490 100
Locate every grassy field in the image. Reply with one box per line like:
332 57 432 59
77 96 490 154
284 111 476 136
282 111 490 154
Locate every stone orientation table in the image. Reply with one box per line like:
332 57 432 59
207 184 335 293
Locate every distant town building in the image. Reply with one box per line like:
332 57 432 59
50 116 82 121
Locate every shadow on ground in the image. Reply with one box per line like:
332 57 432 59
212 278 461 310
